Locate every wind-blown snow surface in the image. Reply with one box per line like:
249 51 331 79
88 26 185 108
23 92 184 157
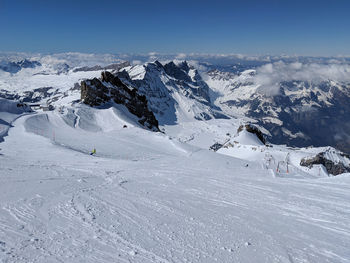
1 105 350 262
0 98 31 142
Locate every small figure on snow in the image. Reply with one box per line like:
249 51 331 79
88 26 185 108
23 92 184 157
90 148 96 155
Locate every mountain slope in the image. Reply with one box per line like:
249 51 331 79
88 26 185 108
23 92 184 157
0 98 32 142
1 54 349 153
1 56 350 262
205 67 350 153
118 61 228 125
1 106 350 262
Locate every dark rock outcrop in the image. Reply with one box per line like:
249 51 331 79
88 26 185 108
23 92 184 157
209 142 223 152
237 124 266 144
300 150 350 175
164 61 192 83
81 71 159 131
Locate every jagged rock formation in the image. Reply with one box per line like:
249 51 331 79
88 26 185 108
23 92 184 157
116 60 228 125
300 148 350 175
81 71 159 131
237 124 266 144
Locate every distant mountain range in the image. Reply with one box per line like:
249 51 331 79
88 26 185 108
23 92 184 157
0 53 349 153
206 68 350 153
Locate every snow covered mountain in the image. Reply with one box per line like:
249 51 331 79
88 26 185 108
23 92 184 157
1 54 350 262
117 60 227 124
1 54 349 153
205 65 350 154
73 57 350 154
0 55 127 106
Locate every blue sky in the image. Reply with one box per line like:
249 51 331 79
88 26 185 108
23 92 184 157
1 0 349 55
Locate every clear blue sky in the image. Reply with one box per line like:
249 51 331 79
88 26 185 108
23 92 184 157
1 0 349 55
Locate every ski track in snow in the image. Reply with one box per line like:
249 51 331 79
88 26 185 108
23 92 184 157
73 109 80 129
0 112 350 262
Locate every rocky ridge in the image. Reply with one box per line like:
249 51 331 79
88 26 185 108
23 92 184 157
300 148 350 175
81 71 159 131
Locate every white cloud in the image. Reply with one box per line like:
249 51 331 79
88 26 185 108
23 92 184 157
131 60 142 65
37 53 123 67
148 52 158 56
187 60 209 72
253 61 350 96
175 53 187 59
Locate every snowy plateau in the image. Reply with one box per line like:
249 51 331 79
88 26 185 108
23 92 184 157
0 53 350 263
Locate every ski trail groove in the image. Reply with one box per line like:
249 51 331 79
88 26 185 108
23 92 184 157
73 109 80 128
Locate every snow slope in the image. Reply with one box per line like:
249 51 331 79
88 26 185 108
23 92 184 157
0 65 104 105
1 104 350 262
0 98 31 142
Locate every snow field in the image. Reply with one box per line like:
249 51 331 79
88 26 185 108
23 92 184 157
0 106 350 262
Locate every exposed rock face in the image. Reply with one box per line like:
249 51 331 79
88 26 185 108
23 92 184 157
164 61 192 83
237 124 266 144
115 60 227 125
300 149 350 175
81 71 159 131
163 61 211 104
